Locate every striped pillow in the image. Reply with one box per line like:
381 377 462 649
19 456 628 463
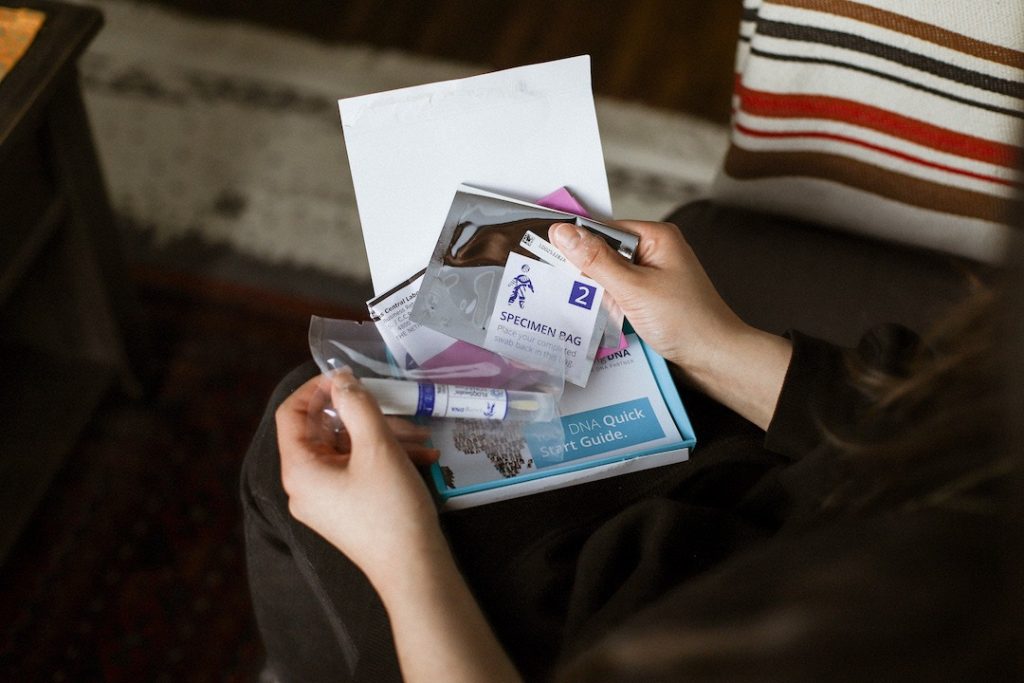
711 0 1024 262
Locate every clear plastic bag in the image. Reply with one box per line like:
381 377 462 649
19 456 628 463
308 316 566 452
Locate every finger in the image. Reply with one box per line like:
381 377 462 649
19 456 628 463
385 416 433 442
331 429 352 453
400 443 442 466
276 374 333 460
606 220 684 267
277 375 341 498
330 372 401 454
549 222 639 291
607 219 675 239
329 406 431 455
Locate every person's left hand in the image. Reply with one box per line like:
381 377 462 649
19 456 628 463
276 371 447 592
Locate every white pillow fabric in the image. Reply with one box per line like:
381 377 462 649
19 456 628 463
711 0 1024 262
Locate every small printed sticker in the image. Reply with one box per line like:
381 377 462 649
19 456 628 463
518 230 578 274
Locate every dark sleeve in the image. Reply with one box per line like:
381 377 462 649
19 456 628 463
763 325 924 459
541 325 926 665
555 509 1018 683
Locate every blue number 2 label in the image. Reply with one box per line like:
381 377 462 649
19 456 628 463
569 281 596 310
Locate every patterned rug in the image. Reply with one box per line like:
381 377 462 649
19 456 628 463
0 271 359 681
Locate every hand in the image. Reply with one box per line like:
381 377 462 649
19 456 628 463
550 220 743 376
276 371 447 591
550 220 792 429
277 372 523 683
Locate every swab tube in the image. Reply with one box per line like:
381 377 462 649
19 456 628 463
360 377 557 422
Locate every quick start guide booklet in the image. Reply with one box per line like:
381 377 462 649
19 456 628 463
428 330 694 508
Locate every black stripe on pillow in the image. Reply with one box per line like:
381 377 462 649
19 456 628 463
755 19 1024 100
748 47 1024 120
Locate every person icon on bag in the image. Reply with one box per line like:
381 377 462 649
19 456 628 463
508 263 534 308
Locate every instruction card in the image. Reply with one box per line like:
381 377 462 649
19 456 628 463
366 269 456 367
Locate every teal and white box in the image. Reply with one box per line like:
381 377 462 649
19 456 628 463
428 328 696 509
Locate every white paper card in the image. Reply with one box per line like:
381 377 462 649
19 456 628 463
339 56 612 294
366 270 457 366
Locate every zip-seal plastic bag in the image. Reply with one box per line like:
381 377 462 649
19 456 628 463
307 316 568 477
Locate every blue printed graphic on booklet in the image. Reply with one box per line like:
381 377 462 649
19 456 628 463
483 251 604 387
525 397 664 466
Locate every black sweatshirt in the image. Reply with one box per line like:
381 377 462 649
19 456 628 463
441 327 1017 682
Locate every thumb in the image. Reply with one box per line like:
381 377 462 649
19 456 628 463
330 372 399 454
550 222 636 292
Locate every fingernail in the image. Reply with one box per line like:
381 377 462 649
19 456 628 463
332 371 360 393
551 222 582 251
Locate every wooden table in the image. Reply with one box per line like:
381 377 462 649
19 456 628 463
0 1 146 563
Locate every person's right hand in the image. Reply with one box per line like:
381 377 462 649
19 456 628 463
550 220 792 429
550 220 744 377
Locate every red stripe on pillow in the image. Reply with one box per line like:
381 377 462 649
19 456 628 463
737 84 1018 168
733 122 1023 189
